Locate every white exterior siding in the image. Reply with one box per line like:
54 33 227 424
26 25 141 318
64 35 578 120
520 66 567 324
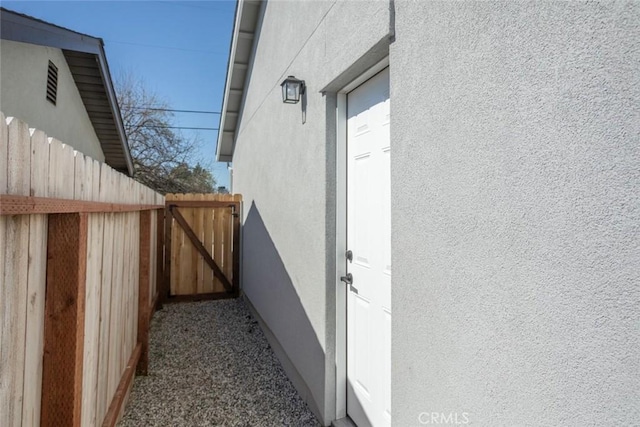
0 40 104 161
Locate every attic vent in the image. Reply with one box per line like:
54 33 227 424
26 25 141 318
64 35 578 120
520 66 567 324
46 61 58 105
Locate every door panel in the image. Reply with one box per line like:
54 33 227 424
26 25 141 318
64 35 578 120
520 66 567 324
354 153 372 267
346 67 391 427
354 295 372 396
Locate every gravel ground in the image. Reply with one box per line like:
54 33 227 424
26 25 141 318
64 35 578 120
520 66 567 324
119 298 320 427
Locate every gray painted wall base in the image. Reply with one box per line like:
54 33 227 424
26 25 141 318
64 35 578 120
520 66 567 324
243 295 326 425
332 417 357 427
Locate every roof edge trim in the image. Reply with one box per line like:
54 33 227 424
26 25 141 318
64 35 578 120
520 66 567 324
216 0 262 162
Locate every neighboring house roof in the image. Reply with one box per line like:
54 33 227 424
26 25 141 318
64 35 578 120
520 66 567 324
216 0 262 162
0 7 134 176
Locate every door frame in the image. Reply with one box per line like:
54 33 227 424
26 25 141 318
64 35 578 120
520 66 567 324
335 57 390 421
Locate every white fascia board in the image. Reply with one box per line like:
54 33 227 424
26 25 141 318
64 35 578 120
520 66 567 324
216 0 245 162
1 9 102 54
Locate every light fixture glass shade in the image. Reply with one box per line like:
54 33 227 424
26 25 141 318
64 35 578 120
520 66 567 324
281 76 305 104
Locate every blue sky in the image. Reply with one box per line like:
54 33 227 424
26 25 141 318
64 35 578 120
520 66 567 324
2 0 236 188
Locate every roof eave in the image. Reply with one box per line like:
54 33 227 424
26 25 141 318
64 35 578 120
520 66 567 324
216 0 262 162
95 41 135 176
1 7 134 176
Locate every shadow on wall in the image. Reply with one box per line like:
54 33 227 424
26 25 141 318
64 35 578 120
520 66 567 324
242 201 327 423
243 203 377 425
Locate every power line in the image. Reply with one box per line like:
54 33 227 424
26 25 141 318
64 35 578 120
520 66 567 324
154 1 233 13
131 107 221 114
140 125 219 131
106 39 225 55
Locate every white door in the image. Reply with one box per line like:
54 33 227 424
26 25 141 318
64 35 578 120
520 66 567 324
346 67 391 427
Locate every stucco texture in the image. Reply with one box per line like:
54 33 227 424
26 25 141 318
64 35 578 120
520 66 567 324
232 1 391 424
391 1 640 426
0 40 104 161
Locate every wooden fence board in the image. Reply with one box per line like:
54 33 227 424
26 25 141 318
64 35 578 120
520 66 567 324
82 211 103 427
165 193 241 298
170 194 179 296
0 116 7 409
0 244 5 416
6 118 30 194
134 212 140 346
195 194 205 294
74 152 87 200
81 158 102 427
1 214 30 427
0 112 7 191
223 194 234 293
231 194 241 297
22 128 49 426
107 175 124 403
130 211 140 369
187 197 196 294
96 206 114 424
91 159 101 200
1 117 31 427
127 183 137 368
203 203 214 293
0 117 7 405
0 114 164 427
121 210 131 376
132 185 141 359
213 200 225 293
117 180 126 382
170 207 233 293
178 197 193 295
95 168 109 424
169 195 179 294
222 205 232 291
48 139 75 199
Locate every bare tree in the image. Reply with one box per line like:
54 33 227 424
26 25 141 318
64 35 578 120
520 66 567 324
116 72 215 194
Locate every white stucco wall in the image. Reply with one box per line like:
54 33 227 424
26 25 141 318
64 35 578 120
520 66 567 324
231 1 392 424
391 2 639 426
231 0 639 425
0 40 104 161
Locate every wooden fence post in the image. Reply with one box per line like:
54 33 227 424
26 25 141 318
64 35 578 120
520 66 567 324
163 205 172 303
232 203 241 297
41 213 88 427
155 207 164 312
137 210 151 375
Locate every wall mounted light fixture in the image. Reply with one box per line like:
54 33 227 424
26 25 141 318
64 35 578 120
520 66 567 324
280 76 305 104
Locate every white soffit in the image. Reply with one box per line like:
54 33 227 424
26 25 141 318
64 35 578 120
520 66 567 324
216 0 262 162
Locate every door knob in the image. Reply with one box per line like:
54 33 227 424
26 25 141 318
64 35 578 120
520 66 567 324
340 273 353 285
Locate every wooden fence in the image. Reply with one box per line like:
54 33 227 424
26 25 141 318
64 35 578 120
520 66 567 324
165 193 241 299
0 112 164 427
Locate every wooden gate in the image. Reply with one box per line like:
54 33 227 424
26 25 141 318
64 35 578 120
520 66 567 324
163 193 241 302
